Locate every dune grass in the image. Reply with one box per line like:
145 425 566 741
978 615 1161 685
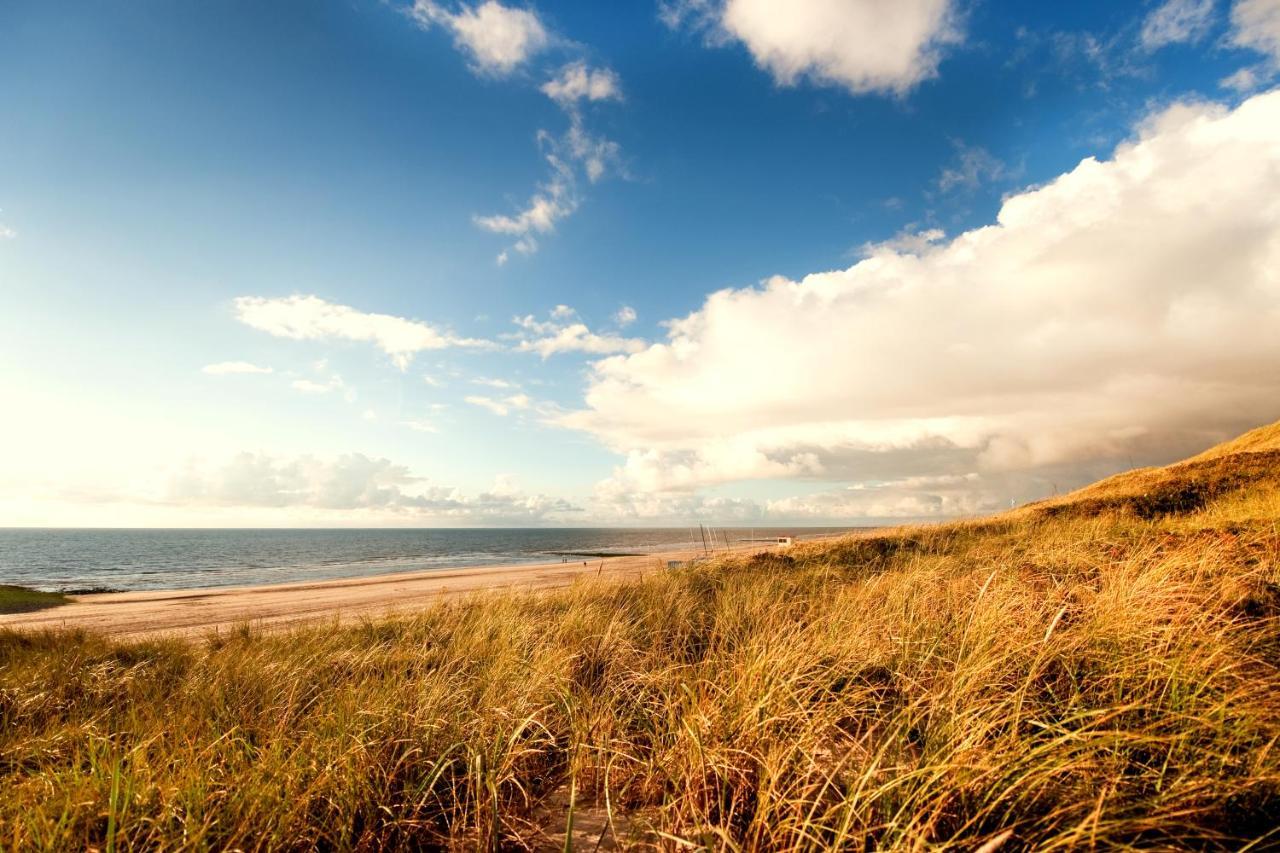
0 585 67 616
2 438 1280 849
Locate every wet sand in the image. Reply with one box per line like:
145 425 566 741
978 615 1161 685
0 541 780 640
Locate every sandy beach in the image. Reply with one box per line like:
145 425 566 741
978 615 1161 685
0 540 782 640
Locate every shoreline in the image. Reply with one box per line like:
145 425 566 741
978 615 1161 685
0 538 822 640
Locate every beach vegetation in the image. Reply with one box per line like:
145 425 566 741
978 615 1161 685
2 424 1280 848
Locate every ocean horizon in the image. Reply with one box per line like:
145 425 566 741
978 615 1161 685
0 527 863 593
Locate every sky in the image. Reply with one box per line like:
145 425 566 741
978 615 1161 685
2 0 1279 527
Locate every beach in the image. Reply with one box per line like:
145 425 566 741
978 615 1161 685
0 540 779 639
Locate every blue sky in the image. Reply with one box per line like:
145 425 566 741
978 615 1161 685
2 0 1280 526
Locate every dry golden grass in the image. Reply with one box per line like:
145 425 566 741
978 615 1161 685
3 426 1280 850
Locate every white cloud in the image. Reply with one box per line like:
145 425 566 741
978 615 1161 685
411 0 549 76
588 472 1001 524
472 376 519 389
474 116 624 259
542 62 623 105
562 91 1280 516
511 306 647 358
0 224 14 240
1220 63 1268 89
201 361 273 376
763 474 996 521
614 305 638 327
1140 0 1217 50
465 393 531 416
859 227 945 257
234 295 485 369
1231 0 1280 62
166 453 580 522
401 419 440 433
434 17 623 260
665 0 962 96
474 171 575 236
291 376 345 395
565 117 622 183
473 142 579 259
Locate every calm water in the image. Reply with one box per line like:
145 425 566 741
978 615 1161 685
0 528 860 592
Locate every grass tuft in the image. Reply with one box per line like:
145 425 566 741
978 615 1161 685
0 585 68 616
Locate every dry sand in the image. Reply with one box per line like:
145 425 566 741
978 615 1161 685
0 541 782 640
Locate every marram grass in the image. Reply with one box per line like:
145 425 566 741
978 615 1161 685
3 430 1280 849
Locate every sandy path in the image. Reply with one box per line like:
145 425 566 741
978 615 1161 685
0 541 779 640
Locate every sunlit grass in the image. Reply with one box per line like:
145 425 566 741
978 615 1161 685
2 437 1280 849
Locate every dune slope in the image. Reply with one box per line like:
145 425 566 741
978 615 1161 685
2 422 1279 849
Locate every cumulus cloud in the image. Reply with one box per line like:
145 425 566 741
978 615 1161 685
511 306 647 358
614 305 638 327
234 295 486 369
561 91 1280 516
201 361 273 376
541 62 622 105
1140 0 1217 50
411 0 549 76
167 452 579 522
664 0 961 96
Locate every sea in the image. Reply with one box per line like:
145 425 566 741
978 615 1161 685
0 527 861 592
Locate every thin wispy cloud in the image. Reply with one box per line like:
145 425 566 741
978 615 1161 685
1140 0 1216 50
201 361 273 376
936 141 1009 193
465 392 531 416
473 143 578 259
233 295 488 369
290 376 346 395
511 305 646 358
410 3 625 262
